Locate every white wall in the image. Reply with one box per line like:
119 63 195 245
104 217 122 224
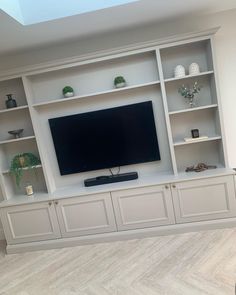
0 8 236 167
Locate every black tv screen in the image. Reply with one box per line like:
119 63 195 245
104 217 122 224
49 101 161 175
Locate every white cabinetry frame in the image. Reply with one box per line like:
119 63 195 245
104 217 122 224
0 202 61 244
0 28 236 253
111 185 175 230
55 193 117 238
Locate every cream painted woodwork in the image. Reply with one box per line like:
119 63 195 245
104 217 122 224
111 185 175 230
0 201 61 244
55 193 117 238
0 28 235 253
171 175 236 223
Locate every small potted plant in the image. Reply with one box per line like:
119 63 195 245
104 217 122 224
178 81 202 108
62 86 74 98
10 153 41 187
114 76 126 88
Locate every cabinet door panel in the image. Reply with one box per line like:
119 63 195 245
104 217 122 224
172 176 236 223
55 193 117 237
0 202 61 244
111 185 175 230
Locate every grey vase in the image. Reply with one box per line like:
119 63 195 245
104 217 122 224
5 94 17 109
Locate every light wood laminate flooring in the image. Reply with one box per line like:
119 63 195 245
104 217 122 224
0 228 236 295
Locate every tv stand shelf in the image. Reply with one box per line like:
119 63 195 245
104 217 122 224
0 28 235 254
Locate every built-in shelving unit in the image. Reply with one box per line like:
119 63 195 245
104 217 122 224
0 31 229 203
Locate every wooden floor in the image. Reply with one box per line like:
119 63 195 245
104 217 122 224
0 228 236 295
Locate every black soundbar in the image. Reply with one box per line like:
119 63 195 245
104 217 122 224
84 172 138 187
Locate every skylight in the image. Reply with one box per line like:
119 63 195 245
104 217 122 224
0 0 139 25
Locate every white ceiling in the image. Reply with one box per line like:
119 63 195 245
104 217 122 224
1 0 236 57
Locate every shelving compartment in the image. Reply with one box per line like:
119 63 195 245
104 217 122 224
28 51 159 105
0 78 27 110
170 108 221 144
2 167 48 200
175 140 225 173
33 84 174 191
160 39 213 80
165 74 217 112
0 108 34 143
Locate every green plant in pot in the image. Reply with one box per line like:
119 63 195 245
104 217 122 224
10 153 41 187
114 76 126 88
62 86 74 98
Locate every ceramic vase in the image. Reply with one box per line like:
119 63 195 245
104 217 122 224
174 65 186 78
189 63 200 75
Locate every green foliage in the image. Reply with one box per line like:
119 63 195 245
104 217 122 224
114 76 126 85
62 86 74 94
178 81 202 99
10 153 41 187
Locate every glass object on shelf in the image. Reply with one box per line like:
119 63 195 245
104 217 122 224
178 81 202 108
5 94 17 109
62 86 74 98
25 183 34 196
8 129 24 139
174 65 186 78
114 76 126 88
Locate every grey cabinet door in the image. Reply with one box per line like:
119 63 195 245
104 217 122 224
111 185 175 230
171 175 236 223
0 201 61 244
55 193 117 238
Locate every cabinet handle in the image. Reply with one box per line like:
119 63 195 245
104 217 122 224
165 185 169 189
48 201 52 206
54 201 59 205
172 184 176 189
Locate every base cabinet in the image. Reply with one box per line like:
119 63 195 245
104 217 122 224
111 185 175 231
0 201 61 244
172 176 236 223
55 193 117 238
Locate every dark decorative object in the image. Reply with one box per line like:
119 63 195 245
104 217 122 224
8 129 24 139
62 86 74 98
191 129 199 138
5 94 17 109
185 163 217 173
10 153 41 187
114 76 126 88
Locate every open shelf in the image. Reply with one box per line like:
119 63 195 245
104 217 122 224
0 105 28 115
2 164 42 175
173 135 222 146
32 80 160 108
0 135 35 145
164 70 214 83
169 104 218 115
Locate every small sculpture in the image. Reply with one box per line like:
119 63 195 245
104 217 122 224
189 63 200 75
174 65 186 78
185 163 217 173
8 129 24 139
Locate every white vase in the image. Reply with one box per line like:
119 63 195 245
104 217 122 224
174 65 186 78
115 82 126 88
64 92 74 98
189 63 200 75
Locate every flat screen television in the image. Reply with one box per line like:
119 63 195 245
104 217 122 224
49 101 161 175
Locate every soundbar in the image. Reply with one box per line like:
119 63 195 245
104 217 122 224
84 172 138 187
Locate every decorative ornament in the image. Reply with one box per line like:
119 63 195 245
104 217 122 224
174 65 186 78
189 63 200 75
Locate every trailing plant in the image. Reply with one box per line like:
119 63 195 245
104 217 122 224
10 153 41 187
114 76 126 85
62 86 74 95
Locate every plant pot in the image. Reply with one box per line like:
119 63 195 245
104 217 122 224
64 92 74 98
115 82 126 88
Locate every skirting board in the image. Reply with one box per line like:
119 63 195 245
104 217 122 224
6 216 236 254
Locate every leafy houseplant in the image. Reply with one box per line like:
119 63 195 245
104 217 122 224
10 153 41 187
62 86 74 98
178 81 202 108
114 76 126 88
